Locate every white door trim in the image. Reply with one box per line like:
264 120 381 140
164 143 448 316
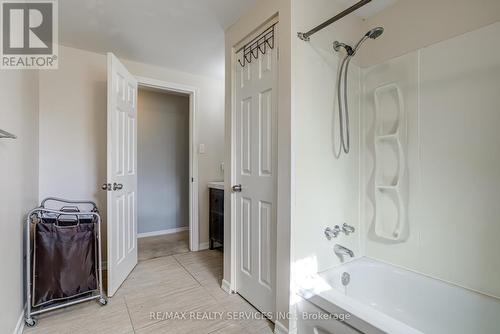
229 48 238 293
134 76 199 252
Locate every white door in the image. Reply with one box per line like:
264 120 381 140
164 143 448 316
234 31 278 315
106 53 138 296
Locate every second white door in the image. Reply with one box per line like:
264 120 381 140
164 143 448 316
107 53 138 296
234 26 278 315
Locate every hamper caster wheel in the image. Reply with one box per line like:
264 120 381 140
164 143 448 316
25 317 37 327
98 297 108 306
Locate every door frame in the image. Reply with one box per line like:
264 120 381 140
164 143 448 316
227 18 279 304
135 76 199 251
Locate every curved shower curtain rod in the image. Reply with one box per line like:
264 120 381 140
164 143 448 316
297 0 372 41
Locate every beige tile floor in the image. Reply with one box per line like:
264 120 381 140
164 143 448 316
24 234 274 334
137 231 190 261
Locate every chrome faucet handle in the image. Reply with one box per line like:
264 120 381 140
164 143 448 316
325 225 341 240
342 223 355 235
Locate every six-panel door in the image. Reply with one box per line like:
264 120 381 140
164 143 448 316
107 53 138 297
234 37 278 315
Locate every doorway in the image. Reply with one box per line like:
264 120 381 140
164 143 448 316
136 76 199 255
136 86 190 261
106 53 199 296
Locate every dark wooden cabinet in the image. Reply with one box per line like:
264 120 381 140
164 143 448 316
209 188 224 249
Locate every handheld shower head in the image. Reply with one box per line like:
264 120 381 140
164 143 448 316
366 27 384 39
353 26 384 53
333 27 384 156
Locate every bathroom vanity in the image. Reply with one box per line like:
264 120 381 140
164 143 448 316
208 182 224 249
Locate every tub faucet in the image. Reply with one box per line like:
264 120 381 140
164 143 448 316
334 244 354 262
324 223 356 240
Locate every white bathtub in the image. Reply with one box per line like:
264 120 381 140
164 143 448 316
297 257 500 334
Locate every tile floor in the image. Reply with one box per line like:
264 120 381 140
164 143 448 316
24 234 274 334
137 231 190 261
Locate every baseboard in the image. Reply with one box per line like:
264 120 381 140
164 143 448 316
137 226 188 238
221 279 233 294
14 308 24 334
274 320 288 334
198 241 210 250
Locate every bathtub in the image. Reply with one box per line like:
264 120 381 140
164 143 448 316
297 257 500 334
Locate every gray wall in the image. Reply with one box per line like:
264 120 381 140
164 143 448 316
137 88 189 234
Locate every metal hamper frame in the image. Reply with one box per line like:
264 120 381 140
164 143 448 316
24 197 107 327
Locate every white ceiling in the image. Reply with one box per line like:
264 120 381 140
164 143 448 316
59 0 257 78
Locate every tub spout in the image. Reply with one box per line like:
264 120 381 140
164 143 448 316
334 244 354 262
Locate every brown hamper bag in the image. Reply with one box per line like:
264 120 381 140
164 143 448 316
33 216 97 307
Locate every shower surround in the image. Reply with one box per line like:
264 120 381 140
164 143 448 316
291 0 500 331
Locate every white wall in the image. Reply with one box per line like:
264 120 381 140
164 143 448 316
290 0 500 310
39 45 224 253
291 0 363 281
137 88 189 234
362 22 500 298
38 46 109 250
0 71 39 333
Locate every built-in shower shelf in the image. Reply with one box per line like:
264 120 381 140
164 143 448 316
374 135 403 188
375 134 398 141
373 82 408 242
374 83 404 137
374 186 405 240
375 185 398 190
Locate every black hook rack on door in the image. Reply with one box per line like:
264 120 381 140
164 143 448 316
237 23 276 68
0 128 17 139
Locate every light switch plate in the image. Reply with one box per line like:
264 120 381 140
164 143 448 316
199 144 206 154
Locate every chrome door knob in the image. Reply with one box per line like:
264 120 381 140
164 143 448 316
232 184 242 192
101 183 111 191
113 183 123 191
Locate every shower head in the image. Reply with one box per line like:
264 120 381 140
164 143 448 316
353 26 384 53
366 27 384 39
333 27 384 56
333 27 384 157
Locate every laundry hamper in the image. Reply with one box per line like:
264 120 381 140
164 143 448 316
25 198 107 327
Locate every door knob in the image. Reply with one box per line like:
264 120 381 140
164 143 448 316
232 184 242 192
101 183 111 191
113 183 123 191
